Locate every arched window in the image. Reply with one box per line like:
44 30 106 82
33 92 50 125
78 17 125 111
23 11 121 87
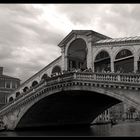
67 38 87 71
41 74 50 81
23 87 29 93
95 51 110 61
115 49 133 60
114 49 134 73
52 66 61 75
94 51 111 73
9 97 14 102
32 81 38 87
16 92 20 97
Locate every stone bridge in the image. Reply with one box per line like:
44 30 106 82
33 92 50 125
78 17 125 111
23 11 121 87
1 29 140 130
1 71 140 130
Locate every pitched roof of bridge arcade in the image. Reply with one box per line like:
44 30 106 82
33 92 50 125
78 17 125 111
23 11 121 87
58 30 111 47
95 36 140 45
58 30 140 47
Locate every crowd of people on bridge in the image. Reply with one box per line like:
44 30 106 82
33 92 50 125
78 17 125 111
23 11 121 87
50 67 93 78
44 66 140 81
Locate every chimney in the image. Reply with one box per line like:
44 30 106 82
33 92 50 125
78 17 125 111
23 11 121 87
0 67 3 75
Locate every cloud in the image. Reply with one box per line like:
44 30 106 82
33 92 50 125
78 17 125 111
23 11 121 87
55 4 102 25
1 4 140 83
54 4 140 37
0 4 61 82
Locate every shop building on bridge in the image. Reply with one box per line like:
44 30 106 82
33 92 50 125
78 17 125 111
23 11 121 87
7 30 140 102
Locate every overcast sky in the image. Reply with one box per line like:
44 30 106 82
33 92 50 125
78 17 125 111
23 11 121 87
1 4 140 83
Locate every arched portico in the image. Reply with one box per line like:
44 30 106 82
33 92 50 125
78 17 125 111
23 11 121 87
94 50 111 73
52 65 61 75
67 38 88 71
114 49 134 73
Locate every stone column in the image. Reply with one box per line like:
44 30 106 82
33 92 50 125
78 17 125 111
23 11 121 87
64 55 68 71
134 55 138 73
86 37 93 69
61 46 66 71
111 59 114 73
10 82 12 89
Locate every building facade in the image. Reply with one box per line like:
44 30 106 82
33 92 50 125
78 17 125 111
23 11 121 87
94 102 140 124
0 67 20 108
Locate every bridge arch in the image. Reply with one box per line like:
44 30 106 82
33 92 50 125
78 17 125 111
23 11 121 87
66 38 88 71
114 48 134 73
13 83 140 129
94 50 111 73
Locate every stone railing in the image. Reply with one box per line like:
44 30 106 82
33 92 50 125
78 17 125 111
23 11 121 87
8 72 140 105
74 72 140 84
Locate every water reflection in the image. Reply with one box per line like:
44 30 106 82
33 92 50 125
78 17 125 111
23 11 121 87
109 122 140 136
0 126 95 137
90 124 111 136
0 122 140 137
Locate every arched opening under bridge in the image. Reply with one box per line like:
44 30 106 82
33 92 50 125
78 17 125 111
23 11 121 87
16 90 120 129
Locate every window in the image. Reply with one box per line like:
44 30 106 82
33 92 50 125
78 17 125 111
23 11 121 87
95 51 110 61
12 83 17 89
115 49 133 60
6 82 10 88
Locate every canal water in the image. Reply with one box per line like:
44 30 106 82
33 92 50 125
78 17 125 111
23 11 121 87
0 121 140 137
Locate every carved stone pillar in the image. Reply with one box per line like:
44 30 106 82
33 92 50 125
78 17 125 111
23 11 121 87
134 55 138 73
111 59 114 73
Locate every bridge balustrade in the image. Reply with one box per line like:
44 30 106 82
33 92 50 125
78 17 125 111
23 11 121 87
119 74 140 83
7 72 140 104
6 72 140 103
74 72 140 84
